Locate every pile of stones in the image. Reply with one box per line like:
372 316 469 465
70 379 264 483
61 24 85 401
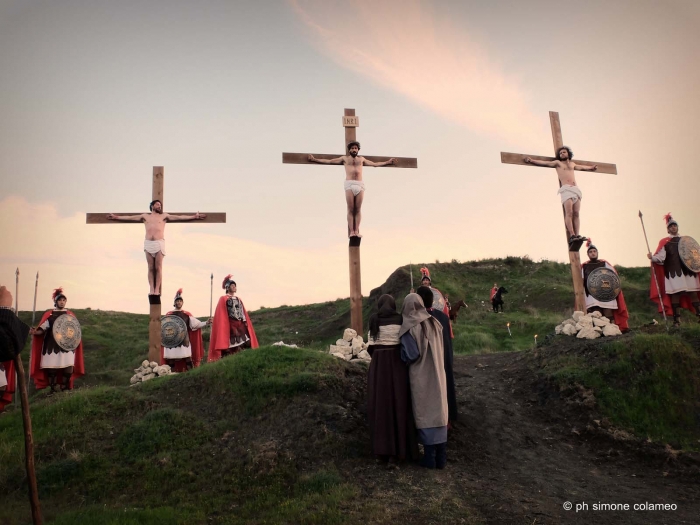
328 328 371 362
555 311 623 339
130 360 175 385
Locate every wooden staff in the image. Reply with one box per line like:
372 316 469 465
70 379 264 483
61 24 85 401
639 210 669 330
31 272 39 326
15 268 19 313
209 273 213 319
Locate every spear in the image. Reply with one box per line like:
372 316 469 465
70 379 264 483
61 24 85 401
15 267 19 314
31 272 39 326
410 262 414 292
639 210 669 330
209 273 214 319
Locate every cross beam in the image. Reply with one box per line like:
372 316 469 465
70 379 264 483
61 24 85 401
86 166 226 362
282 108 417 335
500 111 617 313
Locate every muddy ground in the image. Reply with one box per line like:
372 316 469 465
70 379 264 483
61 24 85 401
330 349 700 525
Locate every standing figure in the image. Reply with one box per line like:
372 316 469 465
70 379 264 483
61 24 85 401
0 285 26 411
582 239 629 331
308 142 396 238
525 146 598 246
648 214 700 326
0 360 15 412
30 288 85 393
399 293 449 469
419 267 452 337
160 288 210 372
209 275 259 361
366 294 419 467
489 283 498 302
106 200 206 295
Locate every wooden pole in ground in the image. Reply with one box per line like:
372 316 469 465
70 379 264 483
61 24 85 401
13 355 42 524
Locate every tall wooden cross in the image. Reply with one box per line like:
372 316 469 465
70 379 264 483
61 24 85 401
282 108 417 335
500 111 617 312
86 166 226 362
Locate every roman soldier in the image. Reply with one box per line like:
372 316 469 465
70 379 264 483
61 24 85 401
582 239 629 331
209 275 259 361
648 213 700 326
160 288 210 372
0 359 15 411
419 267 453 337
30 288 85 393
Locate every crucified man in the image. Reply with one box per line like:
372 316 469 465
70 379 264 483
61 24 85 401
524 146 597 245
308 141 396 238
106 200 206 295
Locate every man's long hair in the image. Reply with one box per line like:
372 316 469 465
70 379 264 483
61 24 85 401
557 146 573 160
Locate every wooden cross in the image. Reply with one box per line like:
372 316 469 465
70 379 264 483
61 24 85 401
282 108 417 335
500 111 617 312
86 166 226 362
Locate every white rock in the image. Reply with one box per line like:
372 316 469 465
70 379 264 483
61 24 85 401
141 373 156 381
341 345 353 356
335 339 351 347
358 350 371 360
603 324 622 337
149 361 158 368
341 352 353 361
563 319 576 327
572 311 586 322
555 324 563 335
593 326 603 333
343 328 357 342
562 324 578 336
330 352 346 360
328 345 344 354
142 360 150 368
579 316 594 326
130 376 140 384
589 311 603 318
593 317 610 327
577 327 601 339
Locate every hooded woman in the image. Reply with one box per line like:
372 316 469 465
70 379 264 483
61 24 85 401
366 294 419 466
399 293 448 469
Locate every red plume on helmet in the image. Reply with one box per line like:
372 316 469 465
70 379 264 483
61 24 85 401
586 238 592 248
222 275 233 290
664 212 678 228
419 267 431 280
52 287 64 301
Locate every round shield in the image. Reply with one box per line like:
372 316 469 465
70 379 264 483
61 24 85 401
431 287 446 312
586 267 621 302
52 314 82 351
161 315 187 348
679 236 700 273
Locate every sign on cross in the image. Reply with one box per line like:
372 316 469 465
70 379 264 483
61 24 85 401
86 166 226 362
500 112 617 312
282 109 417 335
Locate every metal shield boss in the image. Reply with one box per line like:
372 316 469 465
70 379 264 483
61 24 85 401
679 236 700 273
161 315 188 348
52 314 82 351
586 267 621 302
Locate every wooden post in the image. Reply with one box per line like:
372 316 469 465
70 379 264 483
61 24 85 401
13 356 43 525
500 111 618 313
348 236 363 335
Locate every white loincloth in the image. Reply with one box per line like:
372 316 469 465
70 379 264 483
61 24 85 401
0 366 7 388
144 239 166 256
41 350 75 369
557 184 582 204
344 180 365 197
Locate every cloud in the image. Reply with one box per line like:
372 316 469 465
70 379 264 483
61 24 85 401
289 0 541 142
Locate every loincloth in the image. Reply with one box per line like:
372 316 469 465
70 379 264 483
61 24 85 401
344 180 365 197
558 185 582 204
144 239 166 256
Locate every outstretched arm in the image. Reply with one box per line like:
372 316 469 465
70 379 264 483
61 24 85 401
307 154 344 165
106 213 145 221
524 157 558 168
363 157 396 167
574 163 598 172
164 212 206 221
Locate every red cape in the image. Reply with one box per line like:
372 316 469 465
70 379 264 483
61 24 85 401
208 295 259 362
649 237 696 315
490 287 497 301
1 359 16 411
582 260 630 331
30 309 86 390
160 310 204 372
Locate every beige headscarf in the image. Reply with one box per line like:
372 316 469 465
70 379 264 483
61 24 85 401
399 293 431 337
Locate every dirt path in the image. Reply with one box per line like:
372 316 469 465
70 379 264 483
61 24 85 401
445 352 700 524
341 351 699 524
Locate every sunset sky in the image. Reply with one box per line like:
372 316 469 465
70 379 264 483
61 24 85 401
1 0 699 315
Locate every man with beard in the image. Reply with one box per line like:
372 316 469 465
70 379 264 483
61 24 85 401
30 288 85 393
106 200 206 295
648 213 700 326
209 275 259 361
582 239 629 331
308 141 396 238
525 146 598 247
160 288 210 372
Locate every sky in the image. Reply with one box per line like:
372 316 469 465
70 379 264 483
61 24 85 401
1 0 699 315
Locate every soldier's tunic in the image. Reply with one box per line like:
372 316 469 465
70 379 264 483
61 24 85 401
582 260 619 310
651 236 700 294
37 309 76 368
163 310 207 360
227 296 250 348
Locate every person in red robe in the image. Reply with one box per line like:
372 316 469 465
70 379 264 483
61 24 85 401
489 283 498 302
30 288 85 393
647 213 700 326
160 288 210 372
208 275 259 362
581 239 629 332
419 267 453 338
0 359 15 411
